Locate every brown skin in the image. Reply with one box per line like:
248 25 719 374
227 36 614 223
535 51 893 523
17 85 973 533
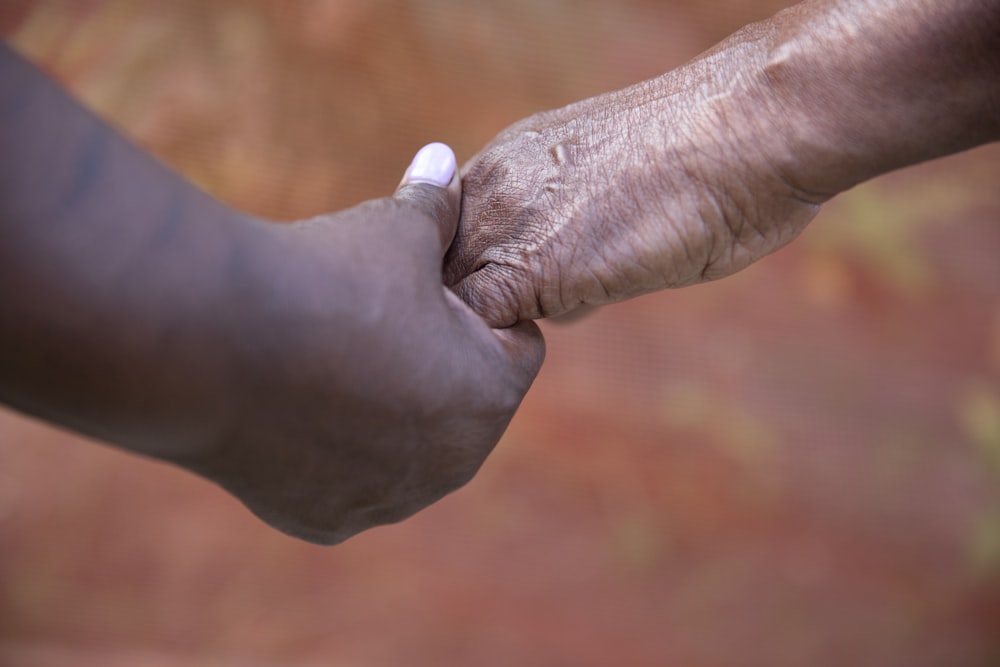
447 0 1000 327
3 0 997 545
0 44 544 545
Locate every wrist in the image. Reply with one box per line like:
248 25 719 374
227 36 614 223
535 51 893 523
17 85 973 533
754 7 874 199
686 13 849 203
755 0 1000 199
185 216 384 471
114 211 272 468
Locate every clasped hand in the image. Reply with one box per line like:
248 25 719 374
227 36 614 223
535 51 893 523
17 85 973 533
188 147 545 545
446 41 823 328
4 0 995 546
215 35 827 545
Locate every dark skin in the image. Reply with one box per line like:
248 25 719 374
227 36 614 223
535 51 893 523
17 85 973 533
2 0 998 545
0 44 544 545
447 0 1000 326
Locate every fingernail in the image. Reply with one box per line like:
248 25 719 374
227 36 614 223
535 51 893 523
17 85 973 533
402 142 456 187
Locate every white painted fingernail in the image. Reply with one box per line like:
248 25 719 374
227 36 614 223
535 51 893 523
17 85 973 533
403 142 456 187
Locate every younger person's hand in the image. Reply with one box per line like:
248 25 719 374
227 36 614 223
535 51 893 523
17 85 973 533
191 144 545 544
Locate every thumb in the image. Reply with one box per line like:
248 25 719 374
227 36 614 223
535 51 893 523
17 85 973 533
394 142 462 257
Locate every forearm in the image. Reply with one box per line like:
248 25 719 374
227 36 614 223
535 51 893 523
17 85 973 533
0 43 265 460
449 0 998 325
758 0 1000 197
0 43 544 546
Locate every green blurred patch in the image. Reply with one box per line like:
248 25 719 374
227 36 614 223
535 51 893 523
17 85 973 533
661 381 780 469
958 381 1000 477
968 510 1000 576
608 510 667 576
872 426 939 494
992 307 1000 373
804 175 987 298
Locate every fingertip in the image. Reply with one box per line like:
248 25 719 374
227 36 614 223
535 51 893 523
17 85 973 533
494 318 546 376
442 159 462 203
444 287 544 385
399 142 456 188
445 274 545 384
395 142 462 254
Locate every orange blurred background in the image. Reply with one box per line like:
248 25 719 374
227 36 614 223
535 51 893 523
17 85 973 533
2 1 999 665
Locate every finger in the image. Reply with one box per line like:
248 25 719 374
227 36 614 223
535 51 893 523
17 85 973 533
491 318 546 389
442 150 497 287
452 263 533 329
444 287 546 392
394 142 462 256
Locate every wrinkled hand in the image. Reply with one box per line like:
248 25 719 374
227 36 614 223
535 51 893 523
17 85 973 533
445 33 825 327
187 146 544 545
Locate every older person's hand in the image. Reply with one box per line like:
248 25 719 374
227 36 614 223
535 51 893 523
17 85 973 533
446 0 1000 327
445 30 821 328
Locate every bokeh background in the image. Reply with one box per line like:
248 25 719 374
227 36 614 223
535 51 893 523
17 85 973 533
2 1 999 665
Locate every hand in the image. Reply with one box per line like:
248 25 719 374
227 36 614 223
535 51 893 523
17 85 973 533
445 31 825 327
186 144 545 545
0 48 542 547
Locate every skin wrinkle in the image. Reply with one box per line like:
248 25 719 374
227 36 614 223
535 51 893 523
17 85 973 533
609 173 664 289
670 50 811 280
665 145 717 280
571 182 620 299
575 108 658 286
507 261 540 321
449 4 829 324
455 0 995 326
697 183 737 281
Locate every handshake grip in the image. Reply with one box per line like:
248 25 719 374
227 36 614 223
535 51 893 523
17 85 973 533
5 0 995 545
443 71 823 328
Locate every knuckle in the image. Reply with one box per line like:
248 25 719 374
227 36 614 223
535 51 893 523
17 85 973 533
469 261 533 326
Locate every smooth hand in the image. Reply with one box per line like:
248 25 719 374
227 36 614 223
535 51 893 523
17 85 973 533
0 46 543 547
187 145 545 544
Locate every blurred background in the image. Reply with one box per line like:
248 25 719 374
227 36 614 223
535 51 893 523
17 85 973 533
1 1 999 665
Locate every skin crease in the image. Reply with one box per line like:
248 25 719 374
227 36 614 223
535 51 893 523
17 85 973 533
0 44 544 545
447 0 1000 328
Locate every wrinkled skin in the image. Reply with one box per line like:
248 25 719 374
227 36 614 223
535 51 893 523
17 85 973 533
445 32 823 328
447 0 1000 328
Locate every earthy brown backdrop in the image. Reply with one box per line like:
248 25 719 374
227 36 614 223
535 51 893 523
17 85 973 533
2 1 999 665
